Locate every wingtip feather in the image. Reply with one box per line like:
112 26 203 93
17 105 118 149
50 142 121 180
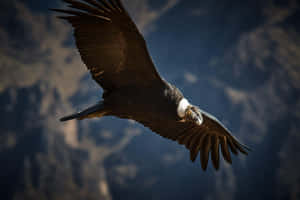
211 136 220 170
220 136 232 164
200 135 211 171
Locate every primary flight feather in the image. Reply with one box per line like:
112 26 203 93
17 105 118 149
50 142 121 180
52 0 250 171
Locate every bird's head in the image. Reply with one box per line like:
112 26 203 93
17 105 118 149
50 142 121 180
184 106 203 125
177 98 203 125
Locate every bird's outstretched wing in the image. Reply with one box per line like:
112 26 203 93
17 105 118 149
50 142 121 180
52 0 163 92
138 110 250 170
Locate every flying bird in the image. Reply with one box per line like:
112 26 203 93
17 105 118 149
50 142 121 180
52 0 250 170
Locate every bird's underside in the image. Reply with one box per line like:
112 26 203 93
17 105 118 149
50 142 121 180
53 0 250 171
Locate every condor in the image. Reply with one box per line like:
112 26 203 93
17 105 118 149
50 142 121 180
52 0 250 170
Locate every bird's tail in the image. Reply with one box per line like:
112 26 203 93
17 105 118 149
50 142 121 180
60 101 107 122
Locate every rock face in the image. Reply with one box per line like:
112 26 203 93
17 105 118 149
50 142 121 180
0 0 299 200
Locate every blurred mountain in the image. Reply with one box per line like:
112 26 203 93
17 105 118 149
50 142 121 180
0 0 299 200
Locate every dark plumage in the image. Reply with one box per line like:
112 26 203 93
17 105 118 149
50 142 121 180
53 0 250 171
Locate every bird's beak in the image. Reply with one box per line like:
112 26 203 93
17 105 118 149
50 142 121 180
185 108 193 120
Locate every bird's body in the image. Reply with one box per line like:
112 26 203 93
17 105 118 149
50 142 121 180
108 82 182 120
53 0 250 170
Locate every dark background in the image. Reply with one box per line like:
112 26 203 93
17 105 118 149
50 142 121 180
0 0 299 199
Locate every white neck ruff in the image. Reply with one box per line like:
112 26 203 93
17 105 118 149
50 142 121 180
177 98 190 118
